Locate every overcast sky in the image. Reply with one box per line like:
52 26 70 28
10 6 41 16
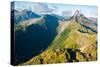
13 1 98 17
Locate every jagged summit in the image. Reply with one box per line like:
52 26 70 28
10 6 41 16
69 10 97 33
72 10 80 20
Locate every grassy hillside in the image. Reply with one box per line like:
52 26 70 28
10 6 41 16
48 19 82 49
19 19 97 65
14 16 45 32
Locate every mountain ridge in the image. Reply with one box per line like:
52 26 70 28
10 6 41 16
20 10 97 65
13 10 97 65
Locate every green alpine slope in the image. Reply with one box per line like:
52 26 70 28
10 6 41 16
19 19 97 65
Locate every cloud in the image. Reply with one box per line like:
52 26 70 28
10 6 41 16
33 3 54 13
61 10 72 16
